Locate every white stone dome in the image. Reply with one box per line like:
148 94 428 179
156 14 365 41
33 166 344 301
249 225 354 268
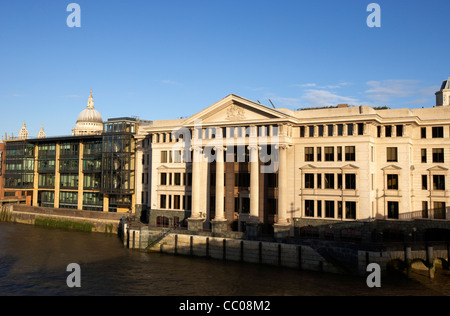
72 90 104 136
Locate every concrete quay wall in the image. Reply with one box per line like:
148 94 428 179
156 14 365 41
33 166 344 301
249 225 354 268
0 204 123 234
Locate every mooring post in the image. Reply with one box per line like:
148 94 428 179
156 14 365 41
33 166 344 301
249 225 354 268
426 245 435 279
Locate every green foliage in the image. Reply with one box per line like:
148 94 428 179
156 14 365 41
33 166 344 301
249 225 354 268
34 217 94 232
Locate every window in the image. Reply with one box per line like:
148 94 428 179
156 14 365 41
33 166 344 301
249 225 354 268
325 201 335 218
396 125 403 137
337 147 342 161
345 174 356 190
432 148 444 163
421 127 427 139
160 195 167 208
387 147 398 162
317 147 322 161
305 173 315 189
305 200 314 217
327 125 333 137
325 147 334 161
318 125 324 137
347 124 354 136
345 202 356 219
309 126 314 137
160 173 167 185
377 126 381 138
324 174 334 189
432 126 444 138
387 201 399 219
305 147 314 162
174 173 181 186
317 200 322 217
433 175 445 190
433 202 446 219
422 201 428 219
161 151 168 163
300 126 305 137
422 175 428 190
345 146 356 161
337 124 343 136
317 174 322 189
387 174 398 190
357 123 364 135
421 149 427 163
173 195 181 210
385 126 392 137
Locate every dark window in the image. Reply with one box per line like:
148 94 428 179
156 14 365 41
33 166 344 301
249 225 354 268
317 200 322 217
421 127 427 139
324 147 334 161
345 202 356 219
347 124 354 136
324 174 334 189
345 146 356 161
305 174 315 189
337 146 342 161
325 201 335 218
337 124 343 136
422 175 428 190
317 174 322 189
305 147 314 162
318 125 324 137
357 123 364 135
433 201 446 219
432 126 444 138
305 200 315 217
387 147 398 162
421 149 427 163
433 175 445 190
300 126 305 137
387 174 398 190
387 201 399 219
432 148 444 163
377 126 381 137
160 173 167 185
328 125 333 137
345 174 356 190
309 126 314 137
396 125 403 137
317 147 322 161
422 201 428 219
160 195 167 208
385 126 392 137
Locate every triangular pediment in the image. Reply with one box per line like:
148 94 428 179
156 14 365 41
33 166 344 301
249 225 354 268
427 165 448 172
183 94 293 126
382 165 402 171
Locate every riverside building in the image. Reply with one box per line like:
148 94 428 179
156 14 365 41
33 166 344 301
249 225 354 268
2 79 450 238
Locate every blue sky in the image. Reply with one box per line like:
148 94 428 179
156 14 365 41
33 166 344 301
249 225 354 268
0 0 449 138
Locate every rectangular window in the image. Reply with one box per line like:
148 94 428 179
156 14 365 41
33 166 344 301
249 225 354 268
422 201 428 219
317 174 322 189
161 151 168 163
300 126 305 137
422 175 428 190
324 174 334 189
387 201 399 219
317 200 322 217
324 147 334 161
396 125 403 137
387 147 398 162
432 148 444 163
325 201 335 218
174 173 181 186
421 127 427 139
377 126 381 138
387 174 399 190
421 149 427 163
358 123 364 135
318 125 324 137
345 146 356 161
317 147 322 161
337 146 342 161
347 124 354 136
433 175 445 190
305 147 314 162
160 173 167 185
309 126 314 137
337 124 343 136
345 202 356 219
304 173 315 189
432 126 444 138
160 195 167 209
337 174 342 189
433 201 446 219
345 174 356 190
385 125 392 137
305 200 315 217
173 195 181 210
327 125 333 137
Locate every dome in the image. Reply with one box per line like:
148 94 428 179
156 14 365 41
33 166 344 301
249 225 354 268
72 90 104 136
77 107 103 123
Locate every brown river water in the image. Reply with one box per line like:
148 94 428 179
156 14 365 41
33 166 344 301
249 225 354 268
0 222 449 297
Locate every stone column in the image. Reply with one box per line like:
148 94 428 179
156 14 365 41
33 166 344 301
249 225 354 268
246 142 261 238
187 127 205 231
274 143 291 238
211 145 227 234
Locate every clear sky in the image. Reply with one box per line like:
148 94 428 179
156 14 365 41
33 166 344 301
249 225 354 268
0 0 449 138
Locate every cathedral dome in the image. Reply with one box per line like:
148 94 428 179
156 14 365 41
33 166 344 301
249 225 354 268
72 90 104 136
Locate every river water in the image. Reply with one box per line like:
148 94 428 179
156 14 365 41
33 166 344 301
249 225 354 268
0 222 449 297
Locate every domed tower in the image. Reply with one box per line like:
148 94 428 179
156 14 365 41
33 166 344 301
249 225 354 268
72 90 104 136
